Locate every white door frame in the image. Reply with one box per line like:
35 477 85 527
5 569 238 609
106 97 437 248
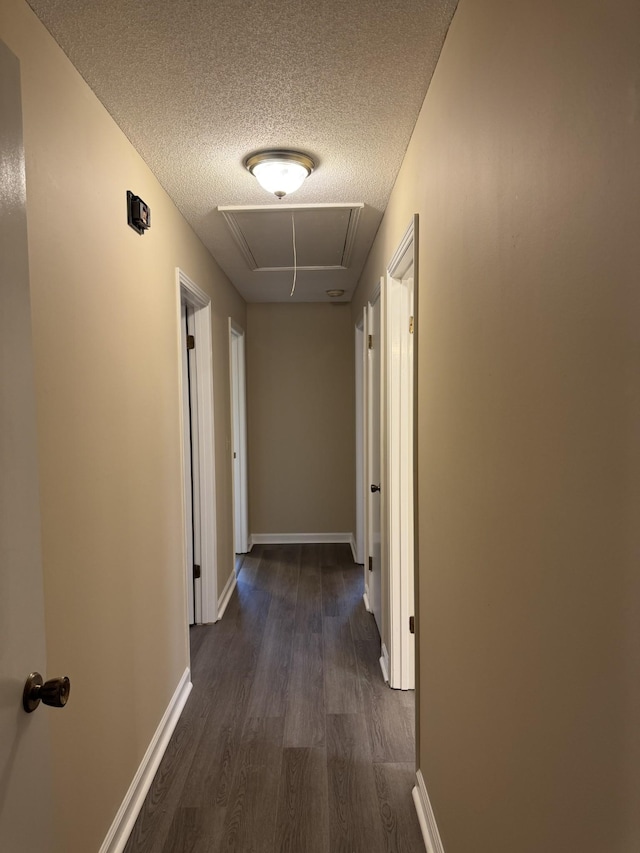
176 269 217 624
229 319 249 555
362 306 372 611
365 280 384 640
384 218 417 690
354 318 365 566
180 302 197 625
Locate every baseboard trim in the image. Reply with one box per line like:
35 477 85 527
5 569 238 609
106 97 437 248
217 569 237 620
413 769 445 853
363 591 372 612
250 532 353 545
349 533 358 563
99 668 192 853
247 534 254 550
379 643 390 683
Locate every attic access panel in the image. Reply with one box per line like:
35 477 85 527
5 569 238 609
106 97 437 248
218 203 363 271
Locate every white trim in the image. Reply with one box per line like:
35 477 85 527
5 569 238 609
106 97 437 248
349 533 358 564
229 319 249 555
216 569 237 621
250 532 353 545
179 302 196 626
388 220 415 279
177 269 218 624
354 320 365 565
385 218 416 690
247 534 254 550
363 591 372 613
218 202 365 212
379 643 390 683
99 669 192 853
366 284 384 644
412 770 445 853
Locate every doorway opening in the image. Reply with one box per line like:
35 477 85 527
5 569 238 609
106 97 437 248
354 319 365 566
177 269 217 625
229 320 249 556
365 281 384 663
385 217 417 690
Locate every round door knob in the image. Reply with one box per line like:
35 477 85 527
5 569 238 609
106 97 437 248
23 672 71 713
370 484 381 493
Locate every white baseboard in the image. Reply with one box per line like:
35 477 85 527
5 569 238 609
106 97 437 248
363 590 372 612
217 569 237 620
99 668 192 853
413 769 445 853
379 642 390 683
349 533 358 563
250 532 353 545
247 534 253 550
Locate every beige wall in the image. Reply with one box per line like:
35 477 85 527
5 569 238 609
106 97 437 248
247 303 355 536
353 0 640 850
0 2 245 850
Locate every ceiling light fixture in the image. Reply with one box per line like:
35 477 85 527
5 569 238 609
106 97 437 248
326 289 345 298
245 149 314 199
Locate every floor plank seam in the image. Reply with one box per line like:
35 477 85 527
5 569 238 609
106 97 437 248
124 543 420 853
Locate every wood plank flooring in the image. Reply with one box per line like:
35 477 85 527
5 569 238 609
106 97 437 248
124 543 424 853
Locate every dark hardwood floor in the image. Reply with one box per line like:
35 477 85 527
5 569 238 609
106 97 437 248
124 543 424 852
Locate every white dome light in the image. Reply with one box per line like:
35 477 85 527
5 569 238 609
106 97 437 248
245 150 314 199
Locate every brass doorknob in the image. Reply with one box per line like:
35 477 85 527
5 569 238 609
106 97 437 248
23 672 71 713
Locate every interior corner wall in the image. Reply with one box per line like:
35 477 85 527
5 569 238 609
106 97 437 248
352 0 640 850
0 1 245 850
246 303 355 537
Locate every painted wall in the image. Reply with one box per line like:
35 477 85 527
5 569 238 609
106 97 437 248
0 2 245 850
247 303 355 537
353 0 640 850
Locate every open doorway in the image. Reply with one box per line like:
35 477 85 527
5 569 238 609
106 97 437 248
177 269 218 626
354 319 365 566
229 319 249 557
180 300 201 624
385 217 417 690
365 281 384 656
361 222 418 690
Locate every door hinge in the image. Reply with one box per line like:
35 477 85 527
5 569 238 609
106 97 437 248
368 555 373 572
409 316 414 334
193 564 201 579
186 334 195 350
368 334 373 350
409 615 415 634
233 451 237 459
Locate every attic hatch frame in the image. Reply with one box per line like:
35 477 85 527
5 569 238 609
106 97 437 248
217 202 364 272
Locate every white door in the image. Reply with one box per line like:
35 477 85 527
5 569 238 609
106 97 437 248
354 321 365 566
385 216 418 689
0 39 54 852
177 271 218 625
180 301 202 625
229 323 248 555
368 290 383 635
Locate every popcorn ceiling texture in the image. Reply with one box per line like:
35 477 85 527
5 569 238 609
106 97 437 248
28 0 458 301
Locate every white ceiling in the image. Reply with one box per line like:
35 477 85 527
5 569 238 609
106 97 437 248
27 0 458 303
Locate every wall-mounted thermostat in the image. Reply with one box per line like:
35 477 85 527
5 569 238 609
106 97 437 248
127 190 151 235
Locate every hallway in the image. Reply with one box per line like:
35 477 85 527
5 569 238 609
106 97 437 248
124 544 422 852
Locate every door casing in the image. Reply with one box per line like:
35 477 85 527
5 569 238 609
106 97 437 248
176 269 217 624
384 217 417 690
229 319 249 555
365 281 384 661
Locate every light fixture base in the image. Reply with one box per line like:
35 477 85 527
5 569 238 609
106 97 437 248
245 149 315 199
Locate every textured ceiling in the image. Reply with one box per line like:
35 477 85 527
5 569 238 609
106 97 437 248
27 0 458 302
